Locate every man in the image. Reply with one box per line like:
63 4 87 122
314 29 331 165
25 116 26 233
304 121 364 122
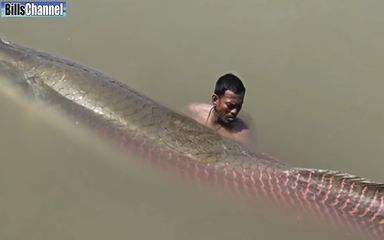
187 73 254 149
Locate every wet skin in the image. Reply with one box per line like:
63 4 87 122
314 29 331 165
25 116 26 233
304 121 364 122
211 90 244 126
187 89 253 149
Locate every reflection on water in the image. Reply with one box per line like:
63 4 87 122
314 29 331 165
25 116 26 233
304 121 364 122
0 0 383 239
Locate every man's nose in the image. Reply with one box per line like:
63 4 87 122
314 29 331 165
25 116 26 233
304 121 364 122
230 108 238 115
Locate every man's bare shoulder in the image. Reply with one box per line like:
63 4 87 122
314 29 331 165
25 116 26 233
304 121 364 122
188 103 211 114
186 102 211 124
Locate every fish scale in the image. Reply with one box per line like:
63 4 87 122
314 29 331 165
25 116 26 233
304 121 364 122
0 38 383 239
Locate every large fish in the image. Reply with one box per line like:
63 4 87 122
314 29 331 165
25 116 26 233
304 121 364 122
0 38 383 239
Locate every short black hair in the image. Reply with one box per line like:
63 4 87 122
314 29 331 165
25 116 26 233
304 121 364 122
214 73 246 96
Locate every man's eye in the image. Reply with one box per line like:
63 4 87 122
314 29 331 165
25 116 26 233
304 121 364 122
227 104 235 109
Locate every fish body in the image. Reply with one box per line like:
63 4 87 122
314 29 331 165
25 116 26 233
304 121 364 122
0 38 383 239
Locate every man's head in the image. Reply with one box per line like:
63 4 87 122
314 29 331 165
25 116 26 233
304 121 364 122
212 73 246 124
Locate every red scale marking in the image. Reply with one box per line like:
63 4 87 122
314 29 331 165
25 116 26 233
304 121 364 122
339 182 355 212
241 168 249 184
282 172 302 208
282 183 297 208
339 183 355 210
287 172 308 210
223 166 229 190
283 171 289 187
95 125 384 239
204 164 210 180
300 173 319 217
350 186 367 215
321 176 333 204
232 170 237 180
231 170 241 194
274 174 283 196
369 196 384 223
250 171 259 196
241 169 252 197
303 171 313 198
279 172 297 206
360 190 378 218
291 173 314 212
339 199 350 212
223 163 229 175
275 174 292 208
331 178 345 207
291 172 300 190
258 171 267 196
267 173 274 192
267 172 279 203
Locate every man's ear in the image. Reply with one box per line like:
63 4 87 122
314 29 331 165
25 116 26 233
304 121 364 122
212 94 219 106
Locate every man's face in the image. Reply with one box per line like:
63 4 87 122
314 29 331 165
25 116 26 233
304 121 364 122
212 90 244 124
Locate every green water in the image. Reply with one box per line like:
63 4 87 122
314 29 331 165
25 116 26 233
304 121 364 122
0 0 383 239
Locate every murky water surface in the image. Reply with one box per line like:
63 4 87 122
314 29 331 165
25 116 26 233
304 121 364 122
0 1 383 239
